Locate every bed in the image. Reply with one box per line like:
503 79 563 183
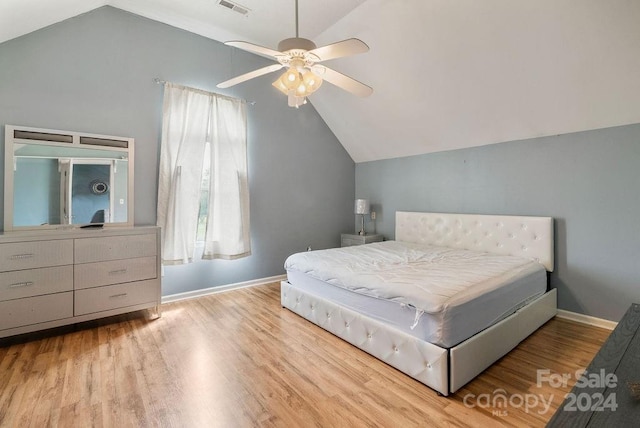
281 211 557 396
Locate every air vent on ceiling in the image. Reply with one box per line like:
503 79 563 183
218 0 250 15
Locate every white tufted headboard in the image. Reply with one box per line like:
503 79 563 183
395 211 554 271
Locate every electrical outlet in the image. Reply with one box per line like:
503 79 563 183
371 211 376 220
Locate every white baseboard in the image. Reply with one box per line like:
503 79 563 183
556 309 618 330
162 274 287 304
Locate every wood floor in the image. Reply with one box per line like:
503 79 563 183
0 282 610 427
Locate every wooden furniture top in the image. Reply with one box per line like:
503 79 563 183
547 303 640 427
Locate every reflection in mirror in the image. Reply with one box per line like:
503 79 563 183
4 125 134 231
70 162 113 224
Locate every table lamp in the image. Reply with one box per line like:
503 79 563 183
354 199 370 236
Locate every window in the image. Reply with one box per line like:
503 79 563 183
157 83 250 264
196 143 211 242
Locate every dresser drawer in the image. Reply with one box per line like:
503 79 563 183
74 233 157 264
0 292 73 331
74 279 158 316
74 256 157 290
0 240 74 272
0 266 73 302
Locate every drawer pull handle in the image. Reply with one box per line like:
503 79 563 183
10 253 34 260
109 293 128 299
109 269 128 275
9 281 34 288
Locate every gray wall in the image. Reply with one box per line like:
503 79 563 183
356 124 640 322
0 6 355 295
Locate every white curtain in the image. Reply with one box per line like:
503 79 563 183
157 83 250 264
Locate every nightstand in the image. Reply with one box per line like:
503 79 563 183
341 233 384 247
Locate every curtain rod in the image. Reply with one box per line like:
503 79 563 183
153 78 256 105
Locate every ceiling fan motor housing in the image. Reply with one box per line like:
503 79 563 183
277 37 317 53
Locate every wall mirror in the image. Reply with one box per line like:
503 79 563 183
4 125 134 231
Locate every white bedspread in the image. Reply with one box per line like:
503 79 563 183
284 241 545 315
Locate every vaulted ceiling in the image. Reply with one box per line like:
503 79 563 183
2 0 639 162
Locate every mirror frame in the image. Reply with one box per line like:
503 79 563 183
4 125 135 231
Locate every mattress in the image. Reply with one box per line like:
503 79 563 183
284 241 546 348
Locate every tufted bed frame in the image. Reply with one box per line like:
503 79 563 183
281 211 557 396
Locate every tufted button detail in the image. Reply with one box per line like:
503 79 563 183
345 322 350 327
393 346 399 352
521 245 528 251
426 362 432 369
326 313 331 319
367 333 372 339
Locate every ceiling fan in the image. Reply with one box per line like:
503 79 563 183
216 0 373 108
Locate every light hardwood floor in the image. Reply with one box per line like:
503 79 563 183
0 282 610 427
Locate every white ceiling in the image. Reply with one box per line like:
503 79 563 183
2 0 640 163
0 0 365 49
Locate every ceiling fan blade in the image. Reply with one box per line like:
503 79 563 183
217 63 284 89
308 38 369 62
313 66 373 97
225 41 283 60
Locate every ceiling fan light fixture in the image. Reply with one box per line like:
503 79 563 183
272 67 322 102
279 67 301 90
296 83 307 96
288 93 307 108
302 70 322 93
272 78 289 95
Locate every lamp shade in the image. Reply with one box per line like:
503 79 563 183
302 70 323 94
354 199 370 215
280 67 301 90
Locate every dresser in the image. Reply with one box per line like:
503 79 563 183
0 226 161 338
